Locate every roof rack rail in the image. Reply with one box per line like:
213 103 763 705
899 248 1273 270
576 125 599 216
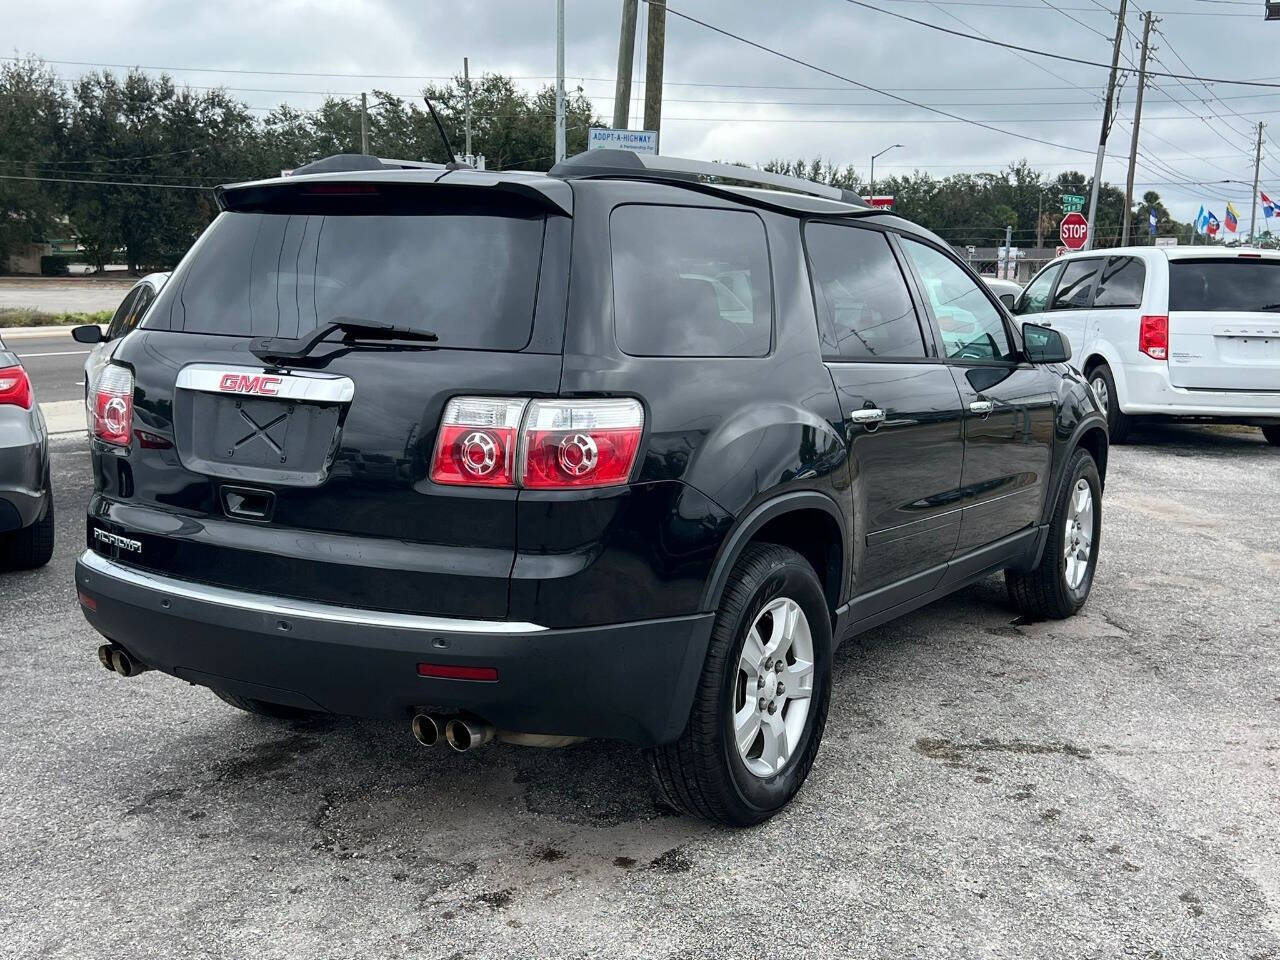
288 154 448 176
549 149 869 208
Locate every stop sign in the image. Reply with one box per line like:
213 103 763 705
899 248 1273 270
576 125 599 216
1060 211 1089 250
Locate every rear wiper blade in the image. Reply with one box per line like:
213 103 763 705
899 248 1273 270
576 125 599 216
249 316 438 364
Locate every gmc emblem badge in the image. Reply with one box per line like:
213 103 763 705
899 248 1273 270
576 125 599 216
94 528 142 555
219 373 282 396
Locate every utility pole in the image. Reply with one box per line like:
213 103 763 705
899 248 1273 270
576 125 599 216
613 0 638 129
643 0 666 150
1250 121 1265 244
1122 10 1157 246
1036 191 1044 249
555 0 566 163
1085 0 1128 251
463 58 472 160
1004 225 1014 280
360 92 369 155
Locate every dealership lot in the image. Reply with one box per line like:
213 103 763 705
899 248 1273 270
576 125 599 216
1 424 1276 959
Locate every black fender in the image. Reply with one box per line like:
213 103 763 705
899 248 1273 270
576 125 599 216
699 489 847 613
1027 401 1108 569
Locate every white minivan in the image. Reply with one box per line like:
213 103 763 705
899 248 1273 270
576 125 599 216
1014 247 1280 444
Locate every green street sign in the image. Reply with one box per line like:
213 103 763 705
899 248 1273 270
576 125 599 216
1061 193 1085 213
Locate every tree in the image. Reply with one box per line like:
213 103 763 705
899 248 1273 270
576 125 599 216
0 59 69 266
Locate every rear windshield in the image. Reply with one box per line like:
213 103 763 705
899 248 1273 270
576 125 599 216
1169 258 1280 313
158 211 546 349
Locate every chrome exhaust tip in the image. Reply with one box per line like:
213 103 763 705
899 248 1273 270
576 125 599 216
444 716 495 753
97 643 117 673
410 713 442 748
108 646 150 678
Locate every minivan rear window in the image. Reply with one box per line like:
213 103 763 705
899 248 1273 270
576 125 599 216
160 211 546 350
610 205 772 357
1169 258 1280 312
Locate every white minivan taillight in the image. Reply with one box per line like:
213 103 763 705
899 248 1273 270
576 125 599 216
430 397 528 487
93 364 134 446
1139 314 1168 360
521 398 644 489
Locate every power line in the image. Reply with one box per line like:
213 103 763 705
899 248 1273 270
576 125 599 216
0 173 210 190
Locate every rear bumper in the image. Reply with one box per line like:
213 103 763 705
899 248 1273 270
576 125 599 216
74 550 713 746
1120 366 1280 420
0 431 48 533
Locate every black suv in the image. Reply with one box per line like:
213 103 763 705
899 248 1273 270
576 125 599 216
76 150 1107 826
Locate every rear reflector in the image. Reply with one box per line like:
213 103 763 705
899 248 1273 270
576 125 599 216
0 365 32 409
93 364 134 446
417 663 499 682
1138 315 1168 361
77 591 97 611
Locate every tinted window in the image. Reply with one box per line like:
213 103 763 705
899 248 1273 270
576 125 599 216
167 211 545 350
611 205 771 357
1093 256 1146 308
106 288 141 340
1169 259 1280 312
1015 263 1063 315
1051 259 1103 310
126 285 156 332
901 238 1015 362
805 223 924 359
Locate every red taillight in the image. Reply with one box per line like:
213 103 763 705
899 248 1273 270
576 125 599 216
521 399 645 489
430 397 527 487
93 364 134 446
0 365 32 409
1139 315 1168 361
416 663 499 682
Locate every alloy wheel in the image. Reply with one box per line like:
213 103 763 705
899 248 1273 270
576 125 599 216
733 597 815 778
1063 478 1094 591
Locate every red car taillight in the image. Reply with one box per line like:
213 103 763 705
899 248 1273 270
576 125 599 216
429 396 646 490
1138 315 1168 361
93 364 134 446
521 399 644 489
0 365 32 409
430 397 528 487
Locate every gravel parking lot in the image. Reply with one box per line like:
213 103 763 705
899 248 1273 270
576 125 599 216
2 426 1277 959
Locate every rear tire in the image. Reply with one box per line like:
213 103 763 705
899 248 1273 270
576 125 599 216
646 543 832 827
1262 425 1280 446
212 688 316 720
1087 363 1131 444
1006 446 1101 620
0 490 54 570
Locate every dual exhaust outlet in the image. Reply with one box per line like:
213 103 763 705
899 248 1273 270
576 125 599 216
97 643 150 678
412 712 494 753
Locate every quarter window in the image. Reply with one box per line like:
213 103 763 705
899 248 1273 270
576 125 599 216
805 223 925 360
1015 264 1063 315
105 289 142 341
901 238 1015 362
1051 259 1103 310
1093 257 1146 308
611 205 772 358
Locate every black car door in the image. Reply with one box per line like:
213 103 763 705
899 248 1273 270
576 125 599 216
897 237 1057 560
805 221 966 614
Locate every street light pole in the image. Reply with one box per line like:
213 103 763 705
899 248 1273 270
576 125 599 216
869 143 903 200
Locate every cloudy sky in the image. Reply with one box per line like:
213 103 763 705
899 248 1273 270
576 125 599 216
7 0 1277 225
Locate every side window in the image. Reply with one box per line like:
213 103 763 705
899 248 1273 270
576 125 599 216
126 285 157 333
105 289 141 341
805 223 925 360
1015 263 1063 315
1093 256 1146 308
1051 259 1103 310
611 205 772 358
901 238 1015 362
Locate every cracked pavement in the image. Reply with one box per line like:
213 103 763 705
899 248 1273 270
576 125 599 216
1 423 1277 959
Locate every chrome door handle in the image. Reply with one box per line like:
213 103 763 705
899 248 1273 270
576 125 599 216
849 408 886 424
969 400 994 415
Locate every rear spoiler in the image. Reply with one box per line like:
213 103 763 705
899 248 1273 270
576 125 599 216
214 170 573 217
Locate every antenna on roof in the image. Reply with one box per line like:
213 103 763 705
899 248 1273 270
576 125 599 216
424 97 468 169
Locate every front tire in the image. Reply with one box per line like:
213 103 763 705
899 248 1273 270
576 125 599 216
1088 363 1131 444
1262 425 1280 446
1006 446 1102 620
647 543 832 827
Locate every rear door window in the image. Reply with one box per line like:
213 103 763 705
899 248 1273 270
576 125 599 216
610 205 772 357
1093 256 1146 308
805 222 925 359
1051 259 1103 310
105 288 142 340
1015 263 1063 315
168 211 546 350
1169 258 1280 311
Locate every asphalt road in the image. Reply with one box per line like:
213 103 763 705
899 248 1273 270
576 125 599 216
6 333 90 404
2 425 1278 959
0 278 134 313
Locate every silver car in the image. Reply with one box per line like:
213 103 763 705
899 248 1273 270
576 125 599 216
73 272 169 395
0 334 53 569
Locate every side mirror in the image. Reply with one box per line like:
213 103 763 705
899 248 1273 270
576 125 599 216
998 293 1016 310
1022 322 1071 363
71 325 103 344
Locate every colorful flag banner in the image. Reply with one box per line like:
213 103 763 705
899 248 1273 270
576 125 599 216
1195 206 1209 234
1149 209 1158 236
1206 212 1221 237
1225 201 1240 233
1263 192 1277 218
